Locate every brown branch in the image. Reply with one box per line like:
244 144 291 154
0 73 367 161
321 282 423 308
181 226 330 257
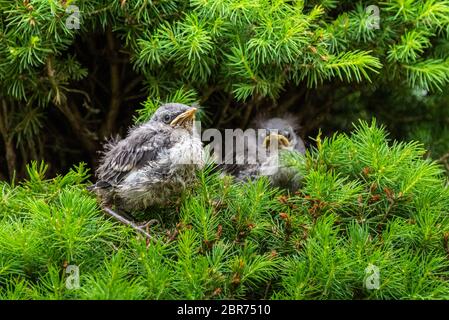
438 152 449 172
122 93 148 103
215 95 232 128
438 152 449 163
299 97 334 135
241 94 263 128
64 88 92 105
46 57 98 156
0 99 17 181
101 29 122 137
59 99 97 154
444 232 449 258
199 85 218 104
102 207 155 241
123 75 144 95
276 86 306 115
242 103 254 128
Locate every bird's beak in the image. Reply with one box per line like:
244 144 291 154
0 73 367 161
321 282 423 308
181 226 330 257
263 133 290 149
170 107 197 127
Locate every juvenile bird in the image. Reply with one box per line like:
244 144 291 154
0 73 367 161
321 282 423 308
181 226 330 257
232 116 305 190
90 103 204 212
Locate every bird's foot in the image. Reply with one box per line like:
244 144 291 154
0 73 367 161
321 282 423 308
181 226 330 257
101 206 154 241
138 219 159 234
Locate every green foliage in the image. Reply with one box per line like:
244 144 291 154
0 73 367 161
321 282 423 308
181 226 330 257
1 122 448 299
134 87 198 123
2 0 449 180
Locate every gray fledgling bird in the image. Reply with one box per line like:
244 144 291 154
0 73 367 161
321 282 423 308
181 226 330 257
232 115 305 190
256 116 306 155
90 103 204 212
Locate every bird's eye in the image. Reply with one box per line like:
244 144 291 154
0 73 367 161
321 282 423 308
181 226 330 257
282 130 292 140
163 114 171 123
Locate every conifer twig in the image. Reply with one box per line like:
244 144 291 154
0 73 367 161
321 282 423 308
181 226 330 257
438 152 449 162
438 152 449 171
103 207 155 241
0 100 17 181
101 28 122 137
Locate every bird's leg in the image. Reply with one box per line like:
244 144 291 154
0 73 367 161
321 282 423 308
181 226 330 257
117 209 137 223
135 219 159 247
102 207 154 241
139 219 159 229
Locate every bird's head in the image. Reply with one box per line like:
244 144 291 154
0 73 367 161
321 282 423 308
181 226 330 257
151 103 198 130
262 131 292 150
258 118 298 151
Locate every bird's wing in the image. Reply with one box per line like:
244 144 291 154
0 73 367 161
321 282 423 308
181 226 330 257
95 126 173 186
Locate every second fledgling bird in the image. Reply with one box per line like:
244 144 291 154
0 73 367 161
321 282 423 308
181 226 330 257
90 103 204 212
234 116 306 190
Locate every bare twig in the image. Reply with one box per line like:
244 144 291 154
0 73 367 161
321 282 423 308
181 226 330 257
436 152 449 172
242 101 255 128
215 95 232 128
444 232 449 258
122 93 148 102
101 29 122 137
64 88 92 105
47 57 97 155
123 75 144 95
199 85 218 104
242 94 264 128
438 152 449 163
0 99 17 181
264 281 272 299
103 207 155 241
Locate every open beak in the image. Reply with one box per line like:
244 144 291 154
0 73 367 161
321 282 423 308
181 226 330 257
170 107 197 127
263 133 290 149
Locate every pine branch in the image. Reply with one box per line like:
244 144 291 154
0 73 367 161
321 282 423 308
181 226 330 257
325 50 382 83
404 59 449 91
46 58 97 156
